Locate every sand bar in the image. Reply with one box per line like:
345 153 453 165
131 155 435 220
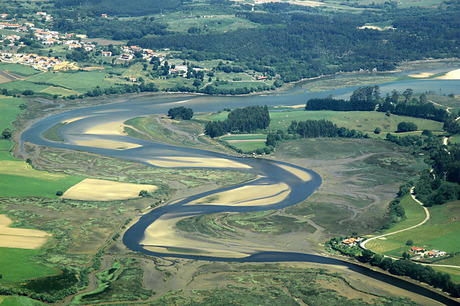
62 178 157 201
186 182 290 207
0 214 51 249
84 121 127 136
436 68 460 80
276 164 312 181
62 116 88 124
408 72 434 78
74 139 142 150
147 156 252 169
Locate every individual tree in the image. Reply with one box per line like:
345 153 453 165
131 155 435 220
419 93 427 104
391 89 400 103
1 128 12 139
406 239 413 245
403 88 413 103
374 127 381 134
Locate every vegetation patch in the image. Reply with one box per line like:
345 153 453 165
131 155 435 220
76 259 153 303
42 123 65 142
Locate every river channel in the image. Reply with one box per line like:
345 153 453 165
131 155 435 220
21 68 460 304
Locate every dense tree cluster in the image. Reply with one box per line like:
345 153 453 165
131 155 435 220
396 121 418 133
378 101 448 122
305 98 376 112
54 17 169 41
205 105 270 137
381 183 410 229
414 171 460 207
287 119 367 139
167 106 193 120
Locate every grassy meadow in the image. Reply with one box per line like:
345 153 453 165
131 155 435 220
0 248 58 284
0 295 44 305
0 63 40 77
366 200 460 258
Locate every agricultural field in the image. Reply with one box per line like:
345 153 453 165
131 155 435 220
0 295 44 305
0 248 58 284
0 63 39 77
25 71 112 93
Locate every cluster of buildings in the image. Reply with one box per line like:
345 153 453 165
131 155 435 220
341 237 363 246
410 246 447 258
0 52 61 71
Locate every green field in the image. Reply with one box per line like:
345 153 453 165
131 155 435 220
0 248 58 284
0 295 44 305
0 171 83 198
0 97 24 153
450 134 460 144
25 71 112 93
269 110 444 135
0 81 50 94
0 63 39 76
221 134 267 141
366 200 460 257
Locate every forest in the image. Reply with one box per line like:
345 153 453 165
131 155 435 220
126 3 459 82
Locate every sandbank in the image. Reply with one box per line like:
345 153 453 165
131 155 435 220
147 156 252 169
74 139 142 150
0 214 51 249
61 178 157 201
62 116 88 124
186 182 290 207
84 121 127 136
436 68 460 80
141 215 278 258
276 164 312 181
408 72 434 78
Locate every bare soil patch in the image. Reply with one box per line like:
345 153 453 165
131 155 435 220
61 178 157 201
0 214 51 249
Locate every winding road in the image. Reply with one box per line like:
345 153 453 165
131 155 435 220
361 187 460 270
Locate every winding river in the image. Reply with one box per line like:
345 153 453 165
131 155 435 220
21 69 460 304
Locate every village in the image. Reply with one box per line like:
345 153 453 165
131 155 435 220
0 11 172 73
